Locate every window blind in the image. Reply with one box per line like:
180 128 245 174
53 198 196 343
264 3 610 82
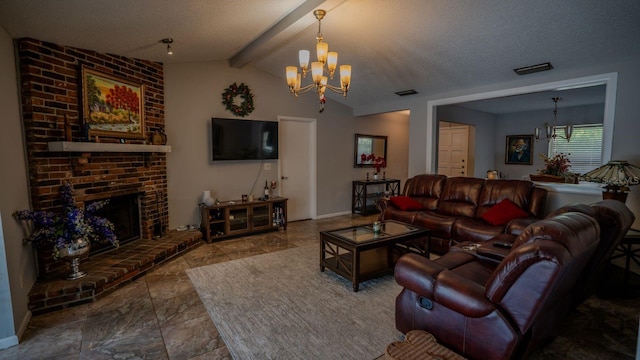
549 124 603 175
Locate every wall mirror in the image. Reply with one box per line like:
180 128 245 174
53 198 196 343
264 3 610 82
354 133 387 167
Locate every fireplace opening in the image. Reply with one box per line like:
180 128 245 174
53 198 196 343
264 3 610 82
87 193 141 255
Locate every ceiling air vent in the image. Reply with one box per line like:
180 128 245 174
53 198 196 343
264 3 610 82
395 90 418 96
513 62 553 75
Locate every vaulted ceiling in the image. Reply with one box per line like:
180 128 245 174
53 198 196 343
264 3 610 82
1 0 639 113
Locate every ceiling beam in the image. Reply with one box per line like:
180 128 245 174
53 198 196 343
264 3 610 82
229 0 346 68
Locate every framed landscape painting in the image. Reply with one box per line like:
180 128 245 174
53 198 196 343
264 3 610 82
505 134 533 165
81 65 145 139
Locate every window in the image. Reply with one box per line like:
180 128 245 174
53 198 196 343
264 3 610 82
549 124 603 175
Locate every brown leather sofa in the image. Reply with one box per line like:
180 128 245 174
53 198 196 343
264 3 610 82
393 200 635 359
394 211 602 360
379 175 547 254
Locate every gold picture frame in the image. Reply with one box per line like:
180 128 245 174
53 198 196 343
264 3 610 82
505 134 533 165
81 65 145 139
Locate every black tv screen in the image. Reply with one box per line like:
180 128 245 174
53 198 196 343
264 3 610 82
211 118 278 161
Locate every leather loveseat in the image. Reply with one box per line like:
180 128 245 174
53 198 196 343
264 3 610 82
393 200 635 359
379 174 547 254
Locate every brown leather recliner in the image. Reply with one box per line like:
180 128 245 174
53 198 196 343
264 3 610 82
394 212 601 360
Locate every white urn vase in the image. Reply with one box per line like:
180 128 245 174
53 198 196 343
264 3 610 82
202 191 215 206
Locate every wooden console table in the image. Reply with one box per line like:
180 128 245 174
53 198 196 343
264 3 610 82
352 179 401 215
200 197 287 243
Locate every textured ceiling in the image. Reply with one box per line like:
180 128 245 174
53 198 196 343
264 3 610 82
1 0 639 112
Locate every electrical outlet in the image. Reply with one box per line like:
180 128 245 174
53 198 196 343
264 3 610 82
264 163 271 171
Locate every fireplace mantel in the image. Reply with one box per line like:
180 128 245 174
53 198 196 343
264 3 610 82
48 141 171 153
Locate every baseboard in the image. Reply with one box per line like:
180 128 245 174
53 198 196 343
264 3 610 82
315 210 352 219
0 335 18 350
15 310 31 343
0 309 29 350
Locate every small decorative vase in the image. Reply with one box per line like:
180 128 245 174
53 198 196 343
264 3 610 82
373 173 379 180
58 238 91 280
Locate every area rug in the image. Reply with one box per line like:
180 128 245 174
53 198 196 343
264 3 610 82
186 245 402 359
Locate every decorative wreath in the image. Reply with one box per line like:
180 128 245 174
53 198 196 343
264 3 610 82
222 82 255 117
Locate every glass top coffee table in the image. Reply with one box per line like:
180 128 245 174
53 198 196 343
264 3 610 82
319 220 430 291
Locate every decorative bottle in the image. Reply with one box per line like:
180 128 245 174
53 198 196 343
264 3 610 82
264 181 269 200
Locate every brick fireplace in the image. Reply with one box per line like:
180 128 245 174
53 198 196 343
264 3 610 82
17 38 169 277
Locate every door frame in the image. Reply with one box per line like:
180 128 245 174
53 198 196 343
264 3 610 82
425 72 618 173
277 116 317 220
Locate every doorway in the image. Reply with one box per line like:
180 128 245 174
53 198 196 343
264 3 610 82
437 123 474 177
426 73 618 173
278 116 317 221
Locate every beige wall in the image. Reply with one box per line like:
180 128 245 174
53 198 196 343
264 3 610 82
0 29 35 344
165 61 362 227
353 112 410 184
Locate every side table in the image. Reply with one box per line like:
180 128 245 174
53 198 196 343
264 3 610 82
610 228 640 285
352 179 401 215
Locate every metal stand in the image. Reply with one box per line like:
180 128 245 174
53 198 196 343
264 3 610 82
66 257 87 280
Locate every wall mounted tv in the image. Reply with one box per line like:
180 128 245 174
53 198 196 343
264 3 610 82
211 118 278 161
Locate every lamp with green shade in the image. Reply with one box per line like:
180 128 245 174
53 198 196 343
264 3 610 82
580 160 640 203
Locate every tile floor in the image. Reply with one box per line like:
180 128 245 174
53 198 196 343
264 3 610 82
0 214 377 360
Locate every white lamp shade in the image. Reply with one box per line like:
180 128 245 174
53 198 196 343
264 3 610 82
339 65 352 88
327 52 338 72
316 42 328 63
285 66 298 87
311 62 323 83
565 125 573 140
298 50 310 71
319 76 328 95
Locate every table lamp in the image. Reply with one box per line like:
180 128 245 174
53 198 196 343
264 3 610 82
580 160 640 203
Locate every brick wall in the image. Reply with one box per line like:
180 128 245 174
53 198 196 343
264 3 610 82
16 38 168 277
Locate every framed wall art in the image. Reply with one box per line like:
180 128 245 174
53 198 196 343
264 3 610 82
505 134 533 165
81 65 145 139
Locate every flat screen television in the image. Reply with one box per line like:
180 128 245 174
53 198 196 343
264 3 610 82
211 118 278 161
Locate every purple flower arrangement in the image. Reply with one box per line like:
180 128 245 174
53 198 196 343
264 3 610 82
13 183 118 259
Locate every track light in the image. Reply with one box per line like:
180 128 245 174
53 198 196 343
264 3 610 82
160 38 174 55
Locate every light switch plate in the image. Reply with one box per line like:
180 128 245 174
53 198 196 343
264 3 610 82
264 163 271 171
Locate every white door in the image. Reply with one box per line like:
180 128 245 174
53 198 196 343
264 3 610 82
278 116 316 221
438 126 469 177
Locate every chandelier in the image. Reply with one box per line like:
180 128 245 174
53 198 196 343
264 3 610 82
535 97 572 142
285 9 352 113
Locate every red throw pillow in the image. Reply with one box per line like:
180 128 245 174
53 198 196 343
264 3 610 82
481 199 529 226
390 196 424 211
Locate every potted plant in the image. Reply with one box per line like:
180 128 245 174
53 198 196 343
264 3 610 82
530 153 579 183
13 182 118 279
361 153 387 179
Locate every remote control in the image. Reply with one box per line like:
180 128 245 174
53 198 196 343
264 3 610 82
493 242 513 249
